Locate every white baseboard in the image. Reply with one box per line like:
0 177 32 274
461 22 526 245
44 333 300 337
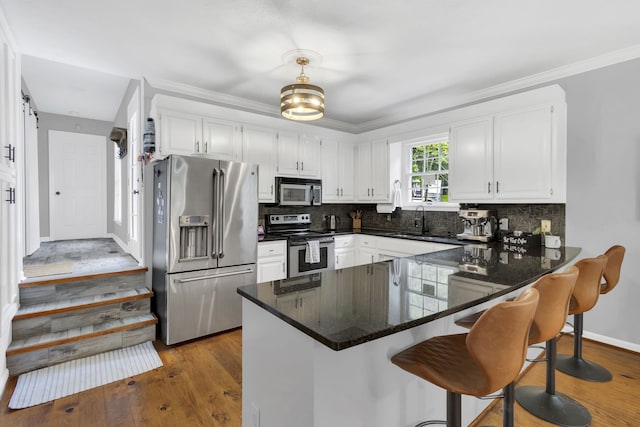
583 331 640 353
40 236 50 242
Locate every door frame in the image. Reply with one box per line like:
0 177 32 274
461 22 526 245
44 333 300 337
48 130 107 241
126 86 143 262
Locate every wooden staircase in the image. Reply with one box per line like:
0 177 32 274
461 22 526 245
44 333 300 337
7 267 157 375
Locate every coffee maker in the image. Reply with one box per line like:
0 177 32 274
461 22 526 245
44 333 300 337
456 208 498 242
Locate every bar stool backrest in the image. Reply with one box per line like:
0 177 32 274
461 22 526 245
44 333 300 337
466 287 539 394
601 245 625 294
528 266 578 345
569 255 607 315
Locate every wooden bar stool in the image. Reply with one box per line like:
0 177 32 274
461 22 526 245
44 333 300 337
391 288 539 427
556 255 609 382
515 266 592 426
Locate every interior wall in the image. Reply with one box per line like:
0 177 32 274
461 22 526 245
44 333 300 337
37 113 113 239
555 58 640 345
109 79 142 247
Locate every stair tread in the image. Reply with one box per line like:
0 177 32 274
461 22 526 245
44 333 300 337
19 267 148 288
15 287 152 318
7 313 157 354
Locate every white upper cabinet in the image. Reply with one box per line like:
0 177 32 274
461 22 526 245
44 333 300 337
242 125 278 203
203 117 242 160
277 131 321 178
449 116 494 200
157 109 241 160
356 139 389 202
449 89 566 203
321 138 355 203
493 104 553 200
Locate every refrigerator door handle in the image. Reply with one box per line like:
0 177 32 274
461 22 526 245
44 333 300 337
218 168 225 258
176 268 255 283
212 168 219 259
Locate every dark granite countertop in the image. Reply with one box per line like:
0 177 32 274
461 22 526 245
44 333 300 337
259 228 464 245
239 244 581 351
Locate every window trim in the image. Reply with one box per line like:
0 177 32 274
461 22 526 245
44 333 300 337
113 145 122 225
401 133 459 211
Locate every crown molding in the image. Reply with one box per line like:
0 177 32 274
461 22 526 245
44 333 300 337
145 77 359 133
354 44 640 133
149 44 640 135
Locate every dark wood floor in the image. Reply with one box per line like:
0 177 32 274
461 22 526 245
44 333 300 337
0 331 638 426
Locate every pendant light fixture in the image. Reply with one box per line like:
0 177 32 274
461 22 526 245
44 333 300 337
280 57 325 121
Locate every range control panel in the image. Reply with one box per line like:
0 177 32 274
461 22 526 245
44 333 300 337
266 214 311 225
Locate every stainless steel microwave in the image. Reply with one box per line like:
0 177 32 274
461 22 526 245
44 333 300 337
276 177 322 206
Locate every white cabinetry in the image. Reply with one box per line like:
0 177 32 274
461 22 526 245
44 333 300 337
352 235 457 267
277 131 321 178
0 24 21 373
157 109 241 160
321 138 355 203
243 125 278 203
257 240 287 282
448 117 494 201
493 105 553 200
356 139 389 202
449 93 565 203
334 235 356 270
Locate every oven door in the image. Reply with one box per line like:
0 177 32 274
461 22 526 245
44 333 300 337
289 241 335 277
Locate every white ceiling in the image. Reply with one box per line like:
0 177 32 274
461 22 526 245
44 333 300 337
2 0 640 131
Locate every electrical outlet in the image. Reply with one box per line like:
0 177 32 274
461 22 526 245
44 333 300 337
541 220 551 233
499 218 509 231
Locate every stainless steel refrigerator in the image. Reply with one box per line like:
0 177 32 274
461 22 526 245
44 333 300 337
152 155 258 345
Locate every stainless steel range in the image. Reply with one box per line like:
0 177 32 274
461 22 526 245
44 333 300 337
265 214 335 278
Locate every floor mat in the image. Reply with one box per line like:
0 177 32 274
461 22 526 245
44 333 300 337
9 341 163 409
23 262 74 278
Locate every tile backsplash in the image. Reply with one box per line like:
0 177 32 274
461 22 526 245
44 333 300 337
259 203 566 240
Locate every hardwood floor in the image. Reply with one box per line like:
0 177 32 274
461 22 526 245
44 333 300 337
0 331 638 426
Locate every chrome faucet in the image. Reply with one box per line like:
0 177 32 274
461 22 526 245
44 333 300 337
414 206 429 235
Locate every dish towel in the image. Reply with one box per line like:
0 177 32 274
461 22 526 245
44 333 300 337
305 240 321 264
392 180 402 210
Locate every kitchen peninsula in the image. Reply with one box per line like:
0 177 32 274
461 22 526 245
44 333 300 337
238 244 580 427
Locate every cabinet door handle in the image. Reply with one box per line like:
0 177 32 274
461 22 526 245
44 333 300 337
336 188 339 196
301 161 304 171
336 255 339 265
496 181 500 193
340 188 343 196
299 297 302 307
367 188 370 197
204 141 208 153
196 141 200 152
282 262 285 273
296 161 299 171
371 188 374 197
4 144 15 162
488 182 491 193
271 184 274 195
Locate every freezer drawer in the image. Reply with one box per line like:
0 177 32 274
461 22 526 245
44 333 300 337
164 265 256 345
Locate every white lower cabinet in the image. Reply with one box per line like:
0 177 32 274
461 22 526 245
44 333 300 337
257 240 287 282
334 235 356 269
350 234 458 267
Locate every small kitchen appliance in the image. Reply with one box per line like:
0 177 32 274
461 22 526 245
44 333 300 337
456 208 498 242
265 213 335 277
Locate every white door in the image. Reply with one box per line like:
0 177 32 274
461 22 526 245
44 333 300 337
127 87 142 261
49 130 106 240
23 97 40 255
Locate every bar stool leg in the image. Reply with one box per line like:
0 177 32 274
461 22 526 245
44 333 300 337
516 338 591 426
503 382 515 427
556 313 612 382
